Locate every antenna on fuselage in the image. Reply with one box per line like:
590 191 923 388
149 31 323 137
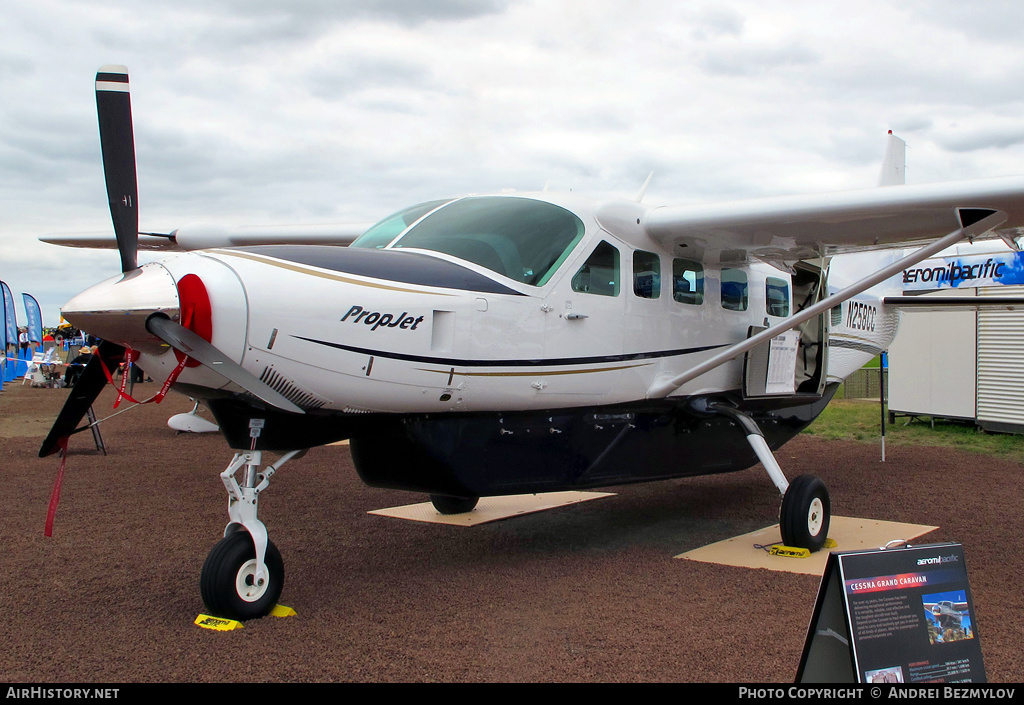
634 172 654 202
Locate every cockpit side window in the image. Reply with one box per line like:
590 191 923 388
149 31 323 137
391 197 586 286
571 241 620 296
351 199 452 250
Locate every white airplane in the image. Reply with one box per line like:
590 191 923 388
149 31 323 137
924 599 971 632
40 66 1024 621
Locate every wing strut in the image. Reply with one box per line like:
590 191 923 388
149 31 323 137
646 209 1007 399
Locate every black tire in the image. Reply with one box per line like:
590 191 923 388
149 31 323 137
780 474 830 552
430 494 479 514
200 531 284 621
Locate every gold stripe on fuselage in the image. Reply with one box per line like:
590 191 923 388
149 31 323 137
213 249 457 296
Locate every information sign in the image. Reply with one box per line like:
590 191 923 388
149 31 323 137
797 542 985 683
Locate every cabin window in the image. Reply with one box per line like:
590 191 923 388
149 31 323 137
351 199 452 250
831 304 842 327
672 258 704 305
572 241 620 296
721 269 748 311
391 196 586 286
633 251 660 299
766 277 790 317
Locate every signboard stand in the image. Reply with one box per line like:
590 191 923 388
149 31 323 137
797 542 985 683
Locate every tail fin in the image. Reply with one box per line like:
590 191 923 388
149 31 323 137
878 130 906 186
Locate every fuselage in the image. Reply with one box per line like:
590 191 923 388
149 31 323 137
64 193 894 411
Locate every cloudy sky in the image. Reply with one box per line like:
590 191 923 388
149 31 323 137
4 0 1024 325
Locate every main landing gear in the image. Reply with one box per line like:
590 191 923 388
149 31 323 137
430 494 479 514
708 403 831 552
199 449 305 621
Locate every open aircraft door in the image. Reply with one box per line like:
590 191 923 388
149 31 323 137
743 260 830 399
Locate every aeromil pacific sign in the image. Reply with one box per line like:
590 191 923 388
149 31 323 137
902 250 1024 291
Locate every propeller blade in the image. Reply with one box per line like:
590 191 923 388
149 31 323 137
145 316 305 415
95 65 139 273
39 342 126 458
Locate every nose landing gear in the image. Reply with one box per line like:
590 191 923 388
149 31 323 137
199 449 305 621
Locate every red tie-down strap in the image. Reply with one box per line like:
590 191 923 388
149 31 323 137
44 437 69 537
114 347 139 408
99 345 189 407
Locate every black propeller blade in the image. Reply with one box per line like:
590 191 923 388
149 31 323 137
95 65 139 273
146 315 305 415
40 66 301 460
39 341 126 458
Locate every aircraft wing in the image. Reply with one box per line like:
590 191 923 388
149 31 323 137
644 175 1024 263
41 222 372 252
41 232 179 251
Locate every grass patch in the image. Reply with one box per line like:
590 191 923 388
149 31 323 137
802 399 1024 462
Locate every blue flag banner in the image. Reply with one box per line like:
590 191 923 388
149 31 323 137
0 284 6 354
22 293 43 345
2 280 16 353
1 280 18 381
902 250 1024 291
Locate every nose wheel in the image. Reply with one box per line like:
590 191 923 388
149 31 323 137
200 531 284 621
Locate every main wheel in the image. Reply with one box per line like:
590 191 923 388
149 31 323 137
430 494 479 514
780 474 831 552
200 531 284 621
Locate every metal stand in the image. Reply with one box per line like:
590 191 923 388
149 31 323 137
86 406 106 455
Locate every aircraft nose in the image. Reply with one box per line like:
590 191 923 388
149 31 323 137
61 263 180 348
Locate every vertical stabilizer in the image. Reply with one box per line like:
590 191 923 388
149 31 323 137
878 130 906 186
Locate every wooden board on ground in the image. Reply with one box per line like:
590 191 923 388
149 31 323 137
677 516 939 575
368 491 616 526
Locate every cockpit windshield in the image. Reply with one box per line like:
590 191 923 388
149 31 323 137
350 199 452 250
390 196 586 286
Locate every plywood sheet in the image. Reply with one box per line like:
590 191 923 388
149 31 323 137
368 491 616 526
677 516 939 575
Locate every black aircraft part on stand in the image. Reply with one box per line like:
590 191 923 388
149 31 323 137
39 341 126 458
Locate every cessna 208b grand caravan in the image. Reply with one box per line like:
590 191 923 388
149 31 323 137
40 66 1024 621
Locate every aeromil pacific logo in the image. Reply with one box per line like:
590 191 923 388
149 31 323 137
903 258 1007 285
342 305 424 331
917 554 960 566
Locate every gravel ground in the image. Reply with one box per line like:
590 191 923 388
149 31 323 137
2 381 1021 683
